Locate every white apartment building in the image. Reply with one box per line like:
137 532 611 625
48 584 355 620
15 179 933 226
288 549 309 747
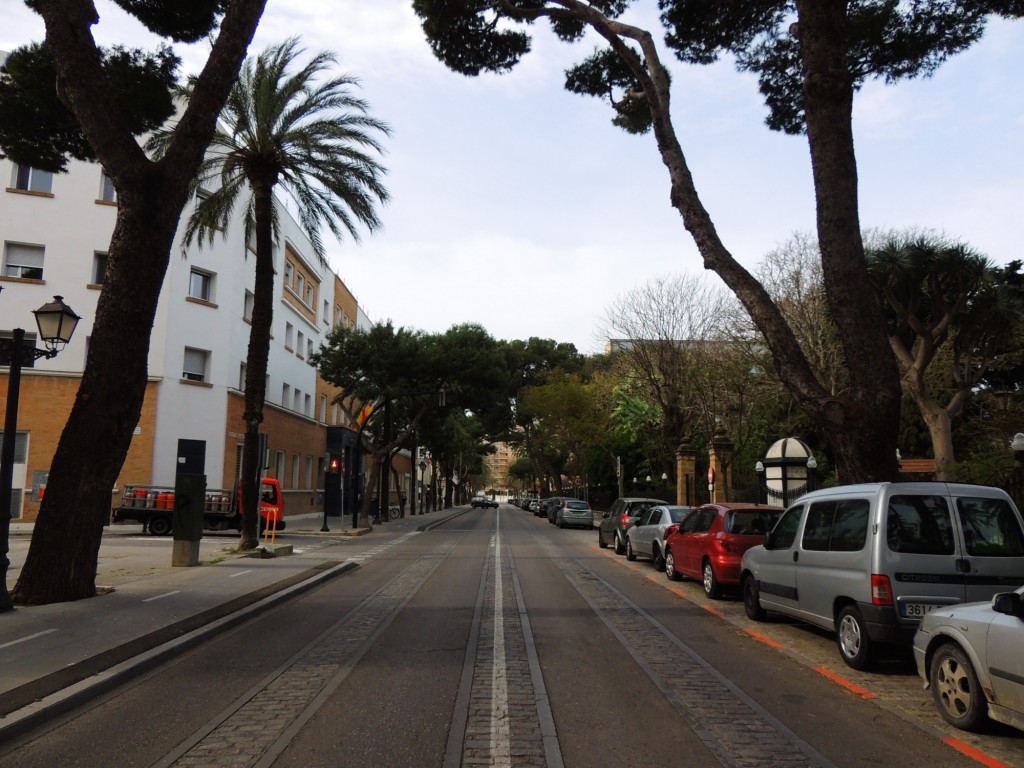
1 150 367 522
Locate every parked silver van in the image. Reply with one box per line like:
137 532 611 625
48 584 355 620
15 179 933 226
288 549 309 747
740 482 1024 670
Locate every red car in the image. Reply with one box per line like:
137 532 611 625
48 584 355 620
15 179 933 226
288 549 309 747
664 503 783 598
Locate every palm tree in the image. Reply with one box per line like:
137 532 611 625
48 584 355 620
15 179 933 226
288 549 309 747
154 38 390 548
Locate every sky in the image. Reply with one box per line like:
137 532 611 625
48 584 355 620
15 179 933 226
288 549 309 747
3 2 1022 355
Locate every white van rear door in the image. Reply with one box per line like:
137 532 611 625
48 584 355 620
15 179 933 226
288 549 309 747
885 493 965 620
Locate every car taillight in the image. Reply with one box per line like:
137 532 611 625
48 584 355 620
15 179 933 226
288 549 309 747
664 524 680 538
620 514 632 527
871 574 894 606
717 536 740 554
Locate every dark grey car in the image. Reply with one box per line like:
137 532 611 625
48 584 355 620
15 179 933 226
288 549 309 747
597 497 669 555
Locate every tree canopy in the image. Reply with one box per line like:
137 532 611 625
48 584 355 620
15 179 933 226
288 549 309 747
411 0 1021 484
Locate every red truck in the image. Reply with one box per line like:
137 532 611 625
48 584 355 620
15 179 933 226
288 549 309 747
110 477 285 536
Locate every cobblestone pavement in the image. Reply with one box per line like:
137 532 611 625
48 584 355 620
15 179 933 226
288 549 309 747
597 549 1024 768
537 538 832 768
449 521 560 768
153 534 461 768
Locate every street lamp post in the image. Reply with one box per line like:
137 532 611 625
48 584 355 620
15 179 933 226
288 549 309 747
1 296 81 612
755 461 765 505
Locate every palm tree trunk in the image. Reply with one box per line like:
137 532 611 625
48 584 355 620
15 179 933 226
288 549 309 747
238 182 276 549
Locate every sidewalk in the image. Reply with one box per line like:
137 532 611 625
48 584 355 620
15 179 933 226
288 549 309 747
0 506 469 743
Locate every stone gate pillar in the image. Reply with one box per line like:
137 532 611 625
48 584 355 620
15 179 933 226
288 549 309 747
676 441 696 506
710 426 734 503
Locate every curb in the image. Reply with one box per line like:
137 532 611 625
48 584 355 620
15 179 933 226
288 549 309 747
0 559 358 744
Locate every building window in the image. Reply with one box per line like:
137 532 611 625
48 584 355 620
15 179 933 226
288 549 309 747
304 393 311 416
295 273 304 299
243 290 254 321
11 164 53 194
3 242 44 280
293 388 301 412
305 456 313 489
189 269 213 301
238 362 246 391
306 338 314 360
275 451 285 484
282 383 291 407
182 347 209 382
284 261 293 289
92 252 108 285
304 282 314 307
320 395 328 423
296 331 305 358
99 171 116 203
323 299 330 325
284 322 294 350
291 453 300 488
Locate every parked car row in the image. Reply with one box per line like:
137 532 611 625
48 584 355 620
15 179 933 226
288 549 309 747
515 495 596 529
597 484 1024 735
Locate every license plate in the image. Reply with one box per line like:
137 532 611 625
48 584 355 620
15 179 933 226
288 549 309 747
901 603 939 618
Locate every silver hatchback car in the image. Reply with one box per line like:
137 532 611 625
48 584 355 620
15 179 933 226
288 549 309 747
913 585 1024 734
625 505 692 570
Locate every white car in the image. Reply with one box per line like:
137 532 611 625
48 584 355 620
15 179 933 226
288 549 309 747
625 505 692 570
913 585 1024 734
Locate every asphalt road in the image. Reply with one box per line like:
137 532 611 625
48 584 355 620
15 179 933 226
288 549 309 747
1 506 1020 768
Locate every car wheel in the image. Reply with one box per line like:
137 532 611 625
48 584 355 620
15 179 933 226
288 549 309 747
652 546 666 572
665 550 681 581
836 605 876 670
743 575 766 621
559 520 566 529
626 538 637 561
148 515 172 536
598 531 608 549
930 643 988 731
702 559 721 599
614 534 626 556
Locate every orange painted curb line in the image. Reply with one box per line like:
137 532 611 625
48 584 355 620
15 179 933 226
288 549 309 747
700 603 725 618
942 738 1011 768
813 666 877 699
744 627 786 649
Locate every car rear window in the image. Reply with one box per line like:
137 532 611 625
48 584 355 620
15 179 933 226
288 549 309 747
956 497 1024 557
887 495 955 555
726 509 779 536
567 500 590 510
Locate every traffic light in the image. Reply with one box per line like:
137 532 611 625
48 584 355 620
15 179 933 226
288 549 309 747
328 455 340 474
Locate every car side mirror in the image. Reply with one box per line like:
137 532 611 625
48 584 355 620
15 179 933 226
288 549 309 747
602 512 610 519
992 591 1024 619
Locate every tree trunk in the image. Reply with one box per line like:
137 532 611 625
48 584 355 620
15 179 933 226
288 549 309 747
238 182 276 550
922 407 957 482
582 2 901 483
14 177 188 604
12 0 267 605
794 0 902 483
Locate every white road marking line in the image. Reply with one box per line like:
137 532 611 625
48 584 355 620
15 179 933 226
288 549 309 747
229 570 254 578
0 628 57 650
142 591 181 603
491 510 511 766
